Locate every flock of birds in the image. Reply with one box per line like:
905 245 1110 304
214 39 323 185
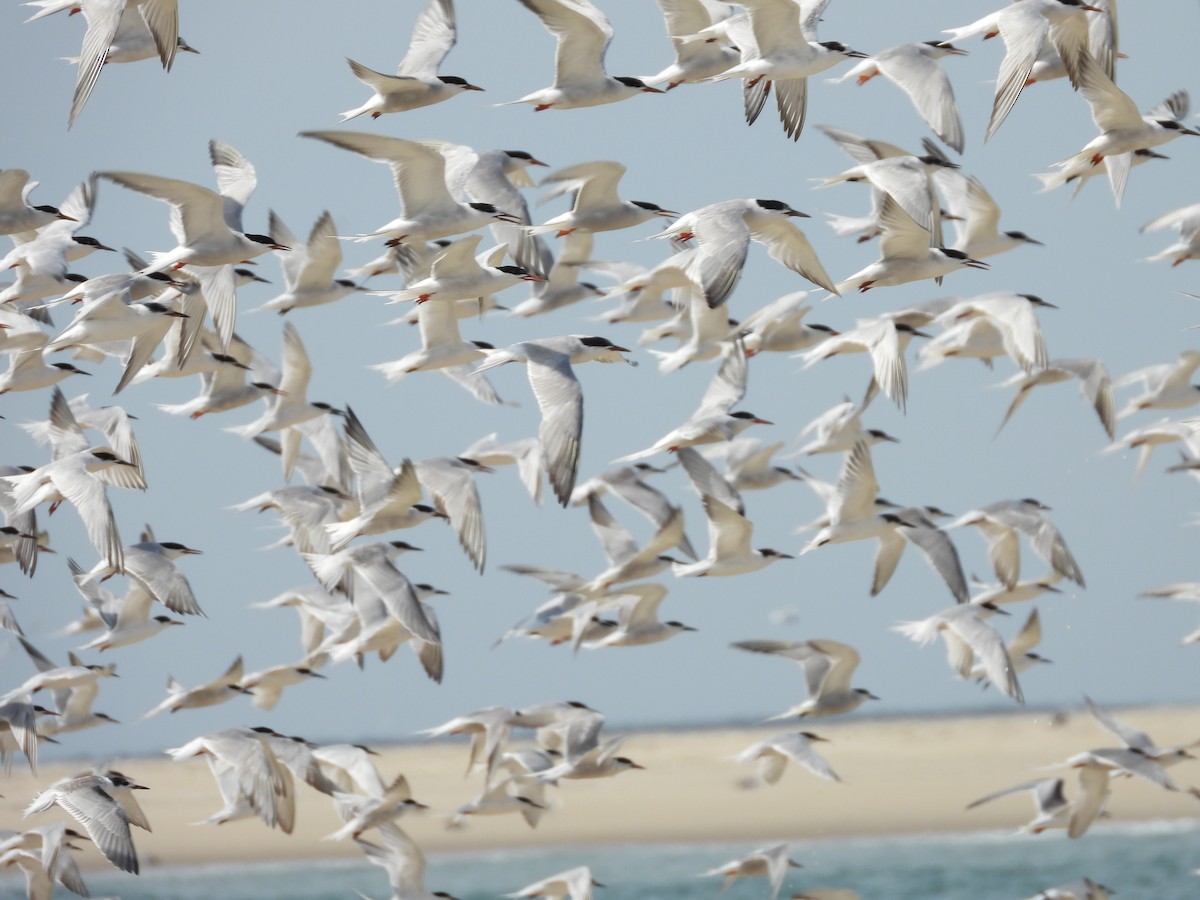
1 0 1199 897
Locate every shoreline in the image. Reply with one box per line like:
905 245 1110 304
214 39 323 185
4 704 1198 869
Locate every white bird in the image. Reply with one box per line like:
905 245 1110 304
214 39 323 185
507 865 603 899
531 160 677 237
732 731 840 786
800 317 929 413
257 211 362 313
948 499 1085 589
642 0 738 90
996 358 1116 439
672 446 791 578
237 663 326 711
936 171 1043 261
965 776 1071 833
354 824 454 900
1023 876 1114 900
874 507 969 604
582 583 696 649
507 0 663 110
3 446 132 572
732 638 879 718
1141 202 1200 268
1139 582 1200 644
944 0 1100 141
68 0 180 126
793 398 898 456
718 437 801 491
700 843 802 900
832 41 966 153
619 339 770 462
0 175 112 277
300 131 522 245
893 601 1023 701
935 292 1055 375
835 195 989 294
476 335 634 505
658 198 838 307
374 233 543 305
800 441 891 553
225 323 344 479
339 0 482 122
166 727 295 832
738 291 836 356
970 607 1052 684
68 557 184 652
24 772 148 874
712 0 867 141
98 141 285 349
143 655 251 718
1116 350 1200 419
1057 57 1196 206
0 169 77 236
324 774 427 841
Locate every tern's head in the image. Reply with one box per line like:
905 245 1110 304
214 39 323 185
311 402 345 417
1019 498 1052 511
467 202 522 224
1017 294 1058 309
72 235 115 252
917 155 959 171
495 264 545 283
234 267 271 285
666 620 699 632
503 149 549 167
613 756 646 770
245 233 290 251
87 449 135 469
158 541 203 557
34 204 76 222
1053 0 1101 11
941 248 990 269
808 323 839 336
1025 652 1053 665
731 410 773 425
896 323 932 339
818 41 868 59
800 731 829 742
757 548 793 560
108 774 149 790
437 75 484 92
615 75 663 94
754 199 808 218
50 363 91 376
388 540 423 553
924 40 968 56
1004 230 1043 246
856 688 881 701
631 200 680 219
177 36 200 54
868 428 900 444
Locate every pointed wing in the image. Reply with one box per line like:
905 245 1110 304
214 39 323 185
398 0 457 77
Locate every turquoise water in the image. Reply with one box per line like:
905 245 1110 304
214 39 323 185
3 820 1196 898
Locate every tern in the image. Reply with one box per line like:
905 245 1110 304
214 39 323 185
1138 583 1200 644
355 824 459 900
831 42 966 153
711 0 867 141
143 655 251 717
732 731 839 786
700 843 802 900
531 160 677 237
800 317 929 413
507 0 663 110
657 198 838 307
944 0 1100 141
893 601 1023 701
619 339 771 461
948 499 1085 589
507 865 603 900
0 169 76 236
1058 58 1196 206
339 0 481 122
300 131 522 244
641 0 738 90
995 358 1116 440
732 638 879 718
966 776 1071 833
257 211 362 313
835 195 988 294
476 335 634 505
1141 202 1200 268
25 772 148 874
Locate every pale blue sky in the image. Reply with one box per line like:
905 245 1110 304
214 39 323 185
2 0 1199 760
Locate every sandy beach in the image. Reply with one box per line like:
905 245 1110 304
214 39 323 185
3 705 1198 870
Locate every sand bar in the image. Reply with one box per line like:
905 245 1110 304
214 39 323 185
3 705 1198 869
